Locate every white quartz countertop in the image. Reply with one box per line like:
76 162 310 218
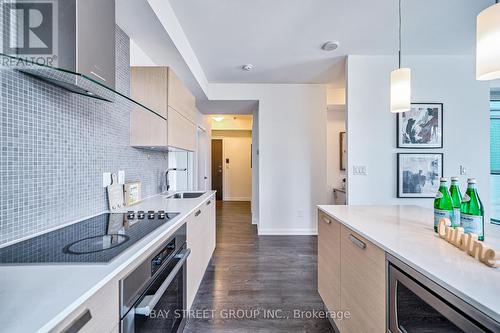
0 191 216 333
317 205 500 323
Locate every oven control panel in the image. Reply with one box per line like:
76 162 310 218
151 238 176 275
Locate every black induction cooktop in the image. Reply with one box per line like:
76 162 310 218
0 211 179 264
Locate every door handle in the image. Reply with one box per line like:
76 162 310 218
321 216 331 224
135 249 191 316
195 210 202 217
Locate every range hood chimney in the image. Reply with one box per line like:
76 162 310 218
13 0 116 101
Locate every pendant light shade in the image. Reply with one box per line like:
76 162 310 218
390 68 411 113
476 2 500 81
390 0 411 113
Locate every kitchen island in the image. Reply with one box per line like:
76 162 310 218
317 205 500 332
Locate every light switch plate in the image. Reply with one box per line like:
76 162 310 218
103 172 112 187
353 165 367 175
460 165 467 175
118 170 125 184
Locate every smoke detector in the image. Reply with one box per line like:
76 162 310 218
242 64 254 71
321 41 339 51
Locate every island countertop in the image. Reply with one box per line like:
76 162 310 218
317 205 500 323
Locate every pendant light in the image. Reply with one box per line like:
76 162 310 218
476 0 500 81
390 0 411 113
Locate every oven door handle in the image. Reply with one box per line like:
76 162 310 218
134 248 191 316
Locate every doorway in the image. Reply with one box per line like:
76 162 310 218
212 139 223 200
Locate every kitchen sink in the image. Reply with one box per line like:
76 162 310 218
168 192 206 199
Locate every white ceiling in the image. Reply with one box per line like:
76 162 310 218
169 0 491 85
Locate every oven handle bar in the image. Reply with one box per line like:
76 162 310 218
135 248 191 316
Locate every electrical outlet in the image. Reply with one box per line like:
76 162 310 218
118 170 125 184
102 172 112 187
353 165 367 175
460 165 467 175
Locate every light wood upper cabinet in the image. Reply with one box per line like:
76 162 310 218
317 211 342 330
129 66 197 150
340 225 386 333
167 69 196 118
168 107 197 151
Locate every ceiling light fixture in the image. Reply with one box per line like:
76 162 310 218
476 0 500 81
212 116 224 122
321 41 339 51
242 64 253 71
390 0 411 113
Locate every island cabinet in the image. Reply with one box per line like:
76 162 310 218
186 196 216 309
317 209 386 333
129 66 197 150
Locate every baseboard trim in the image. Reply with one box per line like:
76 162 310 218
251 217 258 225
258 228 318 236
223 197 252 201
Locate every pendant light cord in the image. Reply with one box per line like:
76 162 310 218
398 0 402 68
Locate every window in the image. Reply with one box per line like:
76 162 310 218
491 100 500 224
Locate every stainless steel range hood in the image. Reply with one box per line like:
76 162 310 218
14 0 116 101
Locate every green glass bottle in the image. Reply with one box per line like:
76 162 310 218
460 178 484 241
434 178 453 233
449 177 462 228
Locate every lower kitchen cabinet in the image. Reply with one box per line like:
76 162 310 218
50 279 119 333
186 197 216 309
318 211 342 330
317 209 386 333
340 225 385 333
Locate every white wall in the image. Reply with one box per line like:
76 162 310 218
347 55 490 218
209 84 327 235
252 109 260 225
327 108 346 203
212 130 253 201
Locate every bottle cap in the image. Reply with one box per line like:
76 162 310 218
451 177 459 181
467 178 477 184
440 177 448 182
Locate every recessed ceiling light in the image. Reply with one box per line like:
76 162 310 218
321 41 339 51
212 116 224 122
242 64 254 71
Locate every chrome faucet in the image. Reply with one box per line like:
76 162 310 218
165 168 187 192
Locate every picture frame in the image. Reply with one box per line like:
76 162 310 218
397 103 443 148
397 153 443 198
340 132 346 170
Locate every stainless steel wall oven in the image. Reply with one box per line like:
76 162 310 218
120 225 190 333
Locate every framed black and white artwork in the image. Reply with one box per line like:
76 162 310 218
397 153 443 198
397 103 443 148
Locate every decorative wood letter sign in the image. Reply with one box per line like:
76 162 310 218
438 218 499 267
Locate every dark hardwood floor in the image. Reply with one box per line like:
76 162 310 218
184 201 334 333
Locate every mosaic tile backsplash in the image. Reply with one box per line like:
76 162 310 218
0 26 168 246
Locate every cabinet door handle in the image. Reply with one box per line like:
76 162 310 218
62 309 92 333
349 234 366 250
321 216 331 224
195 210 202 217
206 200 211 206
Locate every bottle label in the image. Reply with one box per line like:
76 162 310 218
461 213 483 236
434 209 453 227
435 192 443 199
452 208 461 228
462 194 470 203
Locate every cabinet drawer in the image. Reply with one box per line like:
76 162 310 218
340 225 385 333
317 211 341 329
51 280 119 333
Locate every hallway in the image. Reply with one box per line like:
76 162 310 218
185 201 334 333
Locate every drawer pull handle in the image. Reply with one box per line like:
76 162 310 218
206 200 211 205
321 216 331 224
349 234 366 250
62 308 92 333
195 210 202 217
